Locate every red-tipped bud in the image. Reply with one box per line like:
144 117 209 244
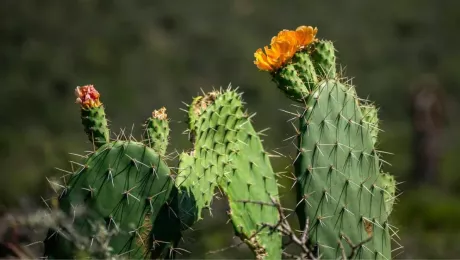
75 84 102 109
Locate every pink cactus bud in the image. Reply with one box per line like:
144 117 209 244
75 84 102 109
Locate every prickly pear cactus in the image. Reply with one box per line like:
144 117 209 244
176 88 282 259
44 85 174 259
254 26 398 259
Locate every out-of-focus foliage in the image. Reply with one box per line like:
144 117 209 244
0 0 459 258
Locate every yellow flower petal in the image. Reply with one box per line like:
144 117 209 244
264 46 278 63
254 48 273 71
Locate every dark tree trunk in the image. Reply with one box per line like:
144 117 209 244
410 75 446 185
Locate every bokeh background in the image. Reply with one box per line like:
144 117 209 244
1 0 459 258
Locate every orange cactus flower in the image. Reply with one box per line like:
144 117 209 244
75 84 102 109
254 25 318 72
273 30 298 49
295 26 318 48
254 48 273 71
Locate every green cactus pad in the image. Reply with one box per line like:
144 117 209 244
149 188 182 259
272 51 318 101
80 106 110 148
149 152 199 259
295 80 391 259
176 151 215 219
143 107 170 156
309 40 337 78
177 89 282 259
150 184 198 259
377 173 396 216
44 141 173 259
360 103 380 146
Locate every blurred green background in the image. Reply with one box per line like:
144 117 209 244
1 0 459 258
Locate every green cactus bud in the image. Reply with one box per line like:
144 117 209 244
360 103 380 145
75 85 110 148
44 141 173 259
272 52 317 100
377 172 397 216
177 89 282 259
143 107 170 156
309 40 337 78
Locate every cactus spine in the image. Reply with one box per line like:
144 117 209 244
44 86 174 259
176 89 282 259
254 26 397 259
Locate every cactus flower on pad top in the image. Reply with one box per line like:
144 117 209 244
254 26 318 72
254 26 398 259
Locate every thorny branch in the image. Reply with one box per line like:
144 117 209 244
340 233 372 260
262 197 317 260
222 197 317 260
215 197 374 260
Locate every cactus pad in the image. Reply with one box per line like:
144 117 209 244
272 52 317 100
295 80 392 259
177 89 282 259
44 141 173 259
